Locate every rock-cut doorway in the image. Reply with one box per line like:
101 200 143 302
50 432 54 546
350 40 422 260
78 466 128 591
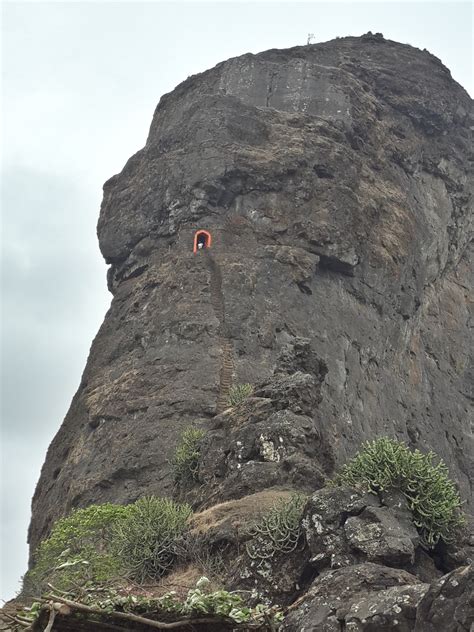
193 230 212 253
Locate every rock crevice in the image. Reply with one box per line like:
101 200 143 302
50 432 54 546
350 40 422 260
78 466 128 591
204 251 235 413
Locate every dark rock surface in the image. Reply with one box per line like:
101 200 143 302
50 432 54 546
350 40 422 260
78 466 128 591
437 514 474 572
301 487 443 582
29 33 473 564
281 563 427 631
185 348 330 507
302 488 429 573
414 564 474 631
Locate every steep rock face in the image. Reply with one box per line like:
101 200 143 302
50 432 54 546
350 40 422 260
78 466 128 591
29 34 473 557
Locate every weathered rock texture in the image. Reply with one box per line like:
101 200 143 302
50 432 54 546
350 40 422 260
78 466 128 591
29 33 473 564
9 486 472 631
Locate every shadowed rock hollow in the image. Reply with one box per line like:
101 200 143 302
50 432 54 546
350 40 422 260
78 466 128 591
29 33 473 567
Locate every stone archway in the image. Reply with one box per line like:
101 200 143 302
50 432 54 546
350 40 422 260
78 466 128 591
193 230 212 253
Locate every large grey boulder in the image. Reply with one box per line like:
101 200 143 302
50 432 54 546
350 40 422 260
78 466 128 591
303 487 431 576
281 562 427 631
344 504 419 566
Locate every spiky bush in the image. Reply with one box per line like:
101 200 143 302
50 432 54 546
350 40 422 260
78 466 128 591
112 497 192 581
245 494 306 564
333 437 465 547
172 427 205 487
228 383 253 406
23 503 127 594
24 497 194 594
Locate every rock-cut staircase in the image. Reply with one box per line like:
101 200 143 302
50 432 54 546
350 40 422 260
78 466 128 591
204 252 235 414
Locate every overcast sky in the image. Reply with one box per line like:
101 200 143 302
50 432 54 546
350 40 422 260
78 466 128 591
1 0 472 602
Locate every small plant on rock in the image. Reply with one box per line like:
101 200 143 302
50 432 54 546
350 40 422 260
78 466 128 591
228 383 253 406
245 494 306 564
172 426 205 487
333 437 465 547
178 576 280 623
113 497 192 581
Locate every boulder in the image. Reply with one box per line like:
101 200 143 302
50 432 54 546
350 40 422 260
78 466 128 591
303 487 429 575
414 565 474 631
344 505 419 566
281 562 426 631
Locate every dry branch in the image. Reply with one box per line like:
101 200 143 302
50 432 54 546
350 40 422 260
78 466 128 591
43 594 236 630
43 608 56 632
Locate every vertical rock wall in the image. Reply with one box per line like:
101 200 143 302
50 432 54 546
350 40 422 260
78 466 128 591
29 34 473 558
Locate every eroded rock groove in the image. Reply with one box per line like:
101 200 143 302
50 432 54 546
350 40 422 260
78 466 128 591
204 251 235 413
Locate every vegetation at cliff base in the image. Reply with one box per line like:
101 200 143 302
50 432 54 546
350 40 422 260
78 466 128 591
333 437 465 546
21 498 284 629
172 426 205 486
17 576 282 631
24 503 127 595
24 497 192 594
113 496 192 581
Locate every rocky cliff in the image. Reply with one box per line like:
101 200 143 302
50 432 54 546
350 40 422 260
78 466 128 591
29 32 472 573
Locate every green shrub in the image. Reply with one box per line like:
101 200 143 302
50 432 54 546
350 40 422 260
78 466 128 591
228 383 253 406
172 427 205 486
24 497 194 594
333 437 465 547
113 497 192 582
24 503 127 594
245 494 306 564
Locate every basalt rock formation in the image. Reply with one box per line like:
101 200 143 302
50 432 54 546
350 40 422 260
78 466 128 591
29 32 472 603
